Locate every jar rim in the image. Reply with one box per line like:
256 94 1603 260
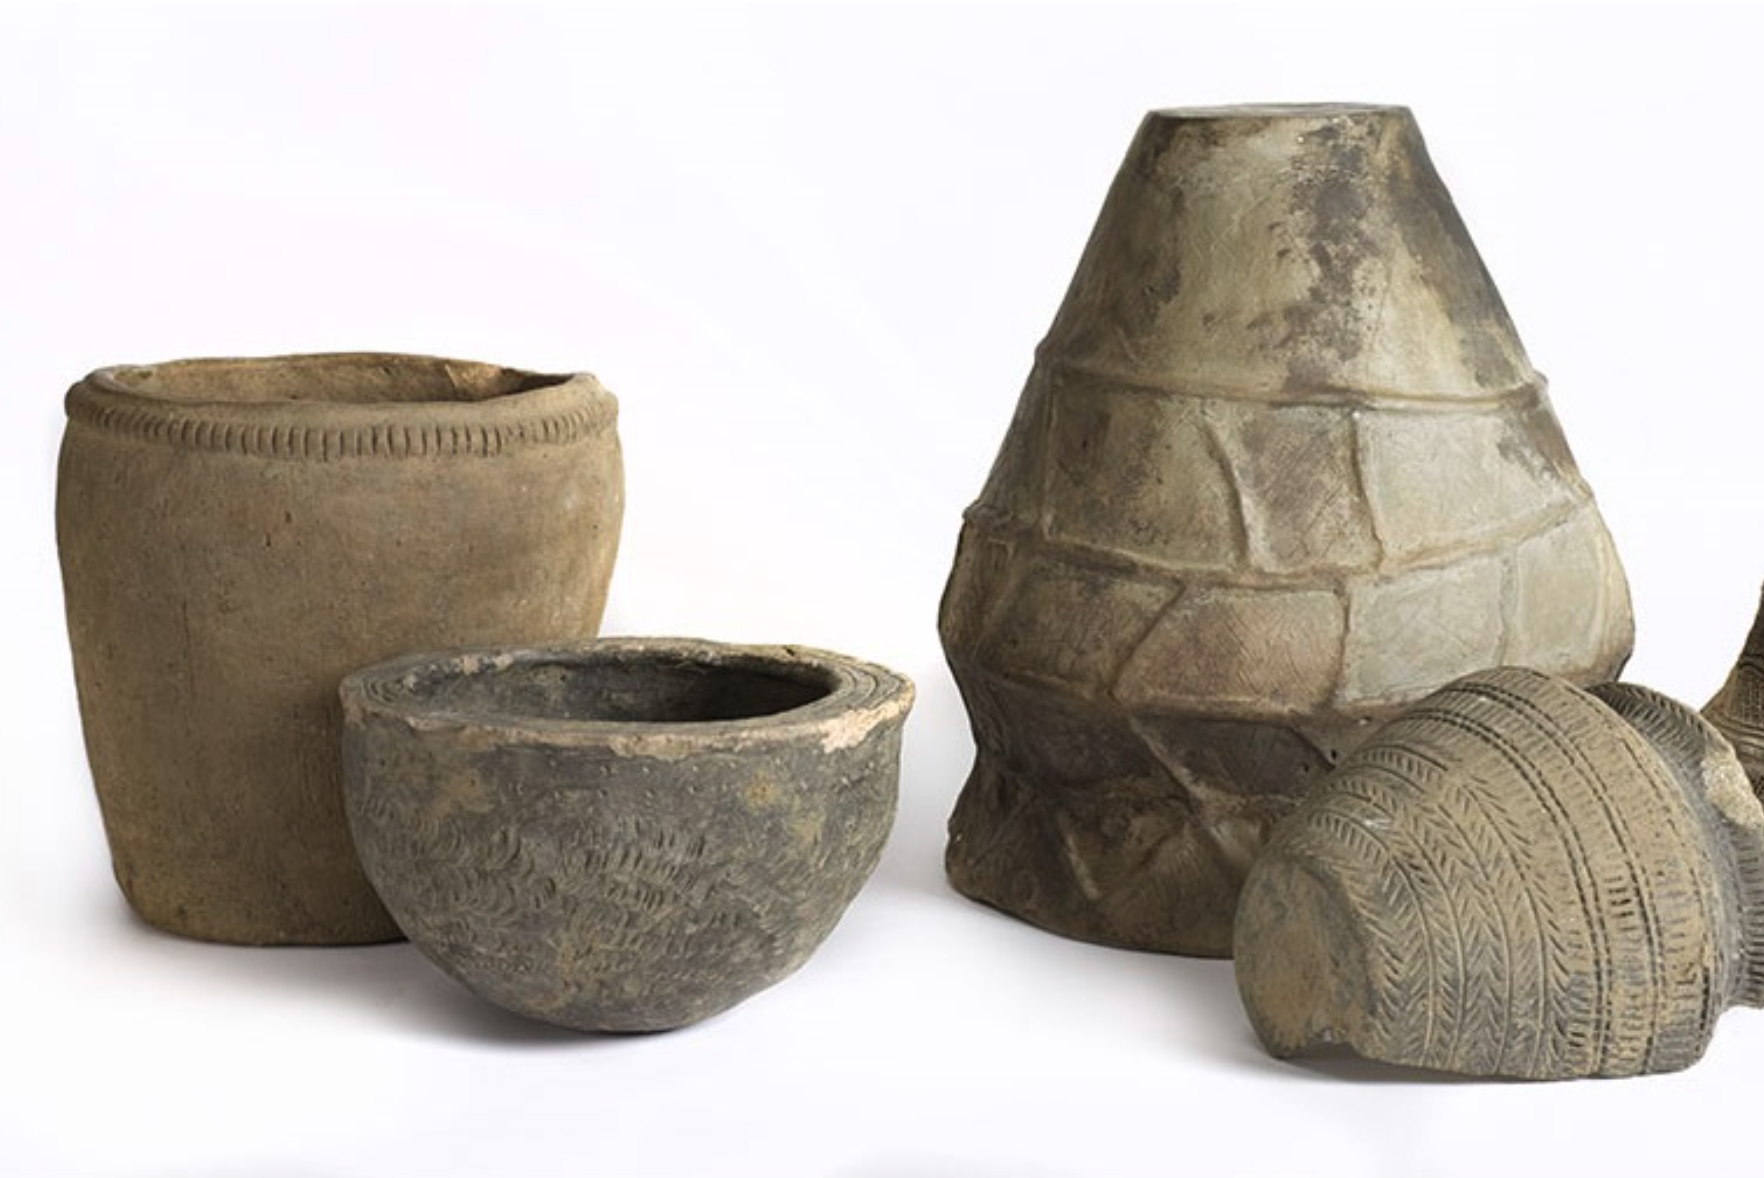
65 352 617 460
91 352 574 407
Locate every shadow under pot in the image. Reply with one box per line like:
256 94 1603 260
56 354 624 945
340 639 914 1033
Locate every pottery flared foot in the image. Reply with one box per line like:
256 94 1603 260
942 663 1348 956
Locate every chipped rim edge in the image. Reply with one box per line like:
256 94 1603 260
340 637 916 758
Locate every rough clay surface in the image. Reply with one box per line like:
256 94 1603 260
57 354 624 945
1705 583 1764 796
1234 669 1764 1079
940 106 1633 957
341 639 913 1033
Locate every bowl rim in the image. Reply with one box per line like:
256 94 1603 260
340 637 915 756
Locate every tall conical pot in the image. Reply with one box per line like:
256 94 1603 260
56 353 624 944
939 105 1633 956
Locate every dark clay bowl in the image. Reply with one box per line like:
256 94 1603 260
340 638 914 1032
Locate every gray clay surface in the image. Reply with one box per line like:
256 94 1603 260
57 354 624 944
1705 584 1764 797
940 105 1633 956
341 639 914 1032
1234 668 1764 1079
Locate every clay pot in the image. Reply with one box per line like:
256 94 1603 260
1234 668 1764 1079
56 354 623 944
339 639 913 1032
1705 583 1764 795
939 104 1633 957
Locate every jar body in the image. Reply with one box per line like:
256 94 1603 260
1235 672 1764 1078
939 108 1633 956
56 355 624 944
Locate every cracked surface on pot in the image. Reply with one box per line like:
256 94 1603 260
342 639 913 1032
940 106 1632 957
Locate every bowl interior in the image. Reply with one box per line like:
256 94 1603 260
397 652 838 725
106 354 568 406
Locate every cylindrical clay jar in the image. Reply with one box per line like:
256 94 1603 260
56 353 624 944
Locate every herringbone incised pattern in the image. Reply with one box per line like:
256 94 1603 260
1236 669 1764 1079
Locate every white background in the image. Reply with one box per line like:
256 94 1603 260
6 3 1764 1175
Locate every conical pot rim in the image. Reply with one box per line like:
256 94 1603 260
1144 101 1407 122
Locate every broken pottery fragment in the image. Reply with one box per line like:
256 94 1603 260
341 639 913 1032
1705 584 1764 795
57 354 623 944
939 104 1632 956
1235 668 1764 1079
